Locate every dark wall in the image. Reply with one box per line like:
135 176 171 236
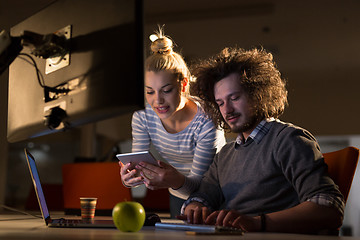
143 0 360 136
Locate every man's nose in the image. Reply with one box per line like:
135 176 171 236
224 101 234 114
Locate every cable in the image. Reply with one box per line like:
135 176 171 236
0 204 42 219
18 53 71 95
18 53 45 88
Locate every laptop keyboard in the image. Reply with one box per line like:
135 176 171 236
53 218 83 226
59 218 82 224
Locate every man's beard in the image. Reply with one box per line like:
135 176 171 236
228 113 260 134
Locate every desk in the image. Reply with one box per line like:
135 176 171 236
0 214 358 240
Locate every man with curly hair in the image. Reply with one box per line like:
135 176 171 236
178 47 344 234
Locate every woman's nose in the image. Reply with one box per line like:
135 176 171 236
155 93 164 104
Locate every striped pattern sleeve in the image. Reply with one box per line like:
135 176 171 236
131 110 151 152
172 111 226 198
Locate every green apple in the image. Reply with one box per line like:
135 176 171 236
112 201 146 232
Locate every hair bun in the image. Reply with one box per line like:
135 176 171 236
151 36 173 54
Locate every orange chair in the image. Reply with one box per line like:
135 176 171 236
323 146 359 203
62 162 132 215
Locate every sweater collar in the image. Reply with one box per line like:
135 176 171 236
236 118 275 145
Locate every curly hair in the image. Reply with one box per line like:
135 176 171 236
190 47 288 131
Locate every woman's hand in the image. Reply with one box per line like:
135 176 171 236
135 160 185 190
119 161 144 187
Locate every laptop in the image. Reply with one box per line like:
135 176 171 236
24 148 116 228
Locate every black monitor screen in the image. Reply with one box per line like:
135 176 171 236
7 0 144 143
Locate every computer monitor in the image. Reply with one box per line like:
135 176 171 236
7 0 144 143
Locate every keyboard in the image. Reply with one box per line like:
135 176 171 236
58 218 82 224
155 222 244 234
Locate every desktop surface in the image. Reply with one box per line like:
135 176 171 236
0 213 359 240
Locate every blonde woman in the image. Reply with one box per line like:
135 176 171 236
120 28 225 217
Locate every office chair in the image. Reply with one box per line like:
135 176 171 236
323 146 359 203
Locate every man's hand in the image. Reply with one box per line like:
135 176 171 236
177 202 211 224
207 209 259 231
178 205 259 232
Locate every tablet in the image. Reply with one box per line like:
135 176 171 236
116 151 158 166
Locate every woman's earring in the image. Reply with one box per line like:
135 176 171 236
182 78 188 92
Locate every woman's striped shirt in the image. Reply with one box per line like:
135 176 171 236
131 102 226 199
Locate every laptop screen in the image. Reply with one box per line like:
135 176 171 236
24 149 50 221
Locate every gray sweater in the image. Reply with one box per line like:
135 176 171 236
190 120 344 215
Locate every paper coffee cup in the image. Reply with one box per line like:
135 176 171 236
80 197 97 222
